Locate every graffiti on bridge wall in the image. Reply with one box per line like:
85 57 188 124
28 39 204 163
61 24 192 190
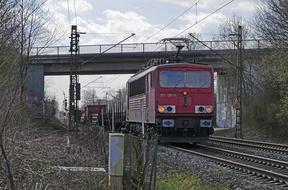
26 89 43 115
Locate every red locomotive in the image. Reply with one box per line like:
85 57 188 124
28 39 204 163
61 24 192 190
126 61 214 143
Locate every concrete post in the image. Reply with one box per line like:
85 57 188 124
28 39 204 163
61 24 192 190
108 133 124 189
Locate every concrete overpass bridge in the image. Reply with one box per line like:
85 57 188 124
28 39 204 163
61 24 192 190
30 39 267 75
27 39 268 128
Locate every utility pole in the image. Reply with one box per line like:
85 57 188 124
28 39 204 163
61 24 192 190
235 25 243 138
69 25 81 130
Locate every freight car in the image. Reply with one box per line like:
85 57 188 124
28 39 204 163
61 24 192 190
125 60 214 143
80 104 106 125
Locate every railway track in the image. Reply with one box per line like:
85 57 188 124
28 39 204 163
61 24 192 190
209 136 288 155
169 144 288 188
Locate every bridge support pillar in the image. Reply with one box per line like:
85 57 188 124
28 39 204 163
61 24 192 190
25 65 44 116
216 73 235 128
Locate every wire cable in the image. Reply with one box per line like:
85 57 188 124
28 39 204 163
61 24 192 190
46 12 70 43
66 0 71 26
142 0 201 43
195 1 198 23
81 75 122 91
73 0 78 25
80 33 135 65
106 75 121 84
188 33 237 68
153 0 235 51
81 76 103 89
82 75 123 98
176 0 235 37
84 32 134 36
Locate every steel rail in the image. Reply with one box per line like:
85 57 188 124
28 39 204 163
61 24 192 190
169 145 288 185
209 137 288 154
211 136 288 149
199 144 288 169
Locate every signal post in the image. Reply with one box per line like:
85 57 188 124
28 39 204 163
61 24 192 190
69 25 81 129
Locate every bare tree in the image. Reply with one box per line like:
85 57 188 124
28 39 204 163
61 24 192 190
219 15 251 47
0 59 21 190
81 89 99 106
217 15 260 96
255 0 288 47
0 2 24 189
252 0 288 138
185 33 202 50
0 0 57 189
18 0 57 98
44 95 59 118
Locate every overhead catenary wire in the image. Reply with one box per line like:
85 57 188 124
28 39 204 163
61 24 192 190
188 33 262 92
81 75 121 91
73 0 78 25
153 0 236 51
97 75 122 92
66 0 71 26
83 32 134 36
241 18 259 38
195 1 198 23
142 0 201 43
188 33 236 68
80 33 135 65
44 8 72 45
39 1 71 44
81 75 123 99
31 3 71 49
106 75 121 84
81 76 103 89
176 0 235 37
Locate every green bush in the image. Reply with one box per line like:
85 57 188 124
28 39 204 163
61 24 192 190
157 172 229 190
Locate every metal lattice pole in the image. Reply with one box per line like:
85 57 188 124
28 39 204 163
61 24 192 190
69 25 80 129
235 25 243 138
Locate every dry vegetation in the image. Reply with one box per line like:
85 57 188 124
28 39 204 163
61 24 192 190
0 120 108 189
0 1 109 189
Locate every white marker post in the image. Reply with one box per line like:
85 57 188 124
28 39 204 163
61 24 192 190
101 108 104 127
141 99 145 137
66 136 71 153
112 103 115 132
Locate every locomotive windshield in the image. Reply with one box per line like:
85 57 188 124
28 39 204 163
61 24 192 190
160 71 211 88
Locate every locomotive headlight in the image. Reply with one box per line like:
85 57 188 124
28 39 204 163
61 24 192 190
158 105 165 113
195 105 213 113
166 106 173 112
195 105 205 113
205 105 213 113
158 105 176 113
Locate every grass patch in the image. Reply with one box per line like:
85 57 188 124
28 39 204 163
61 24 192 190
157 171 229 190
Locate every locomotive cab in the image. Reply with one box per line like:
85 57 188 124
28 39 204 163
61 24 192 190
126 62 214 143
155 63 214 143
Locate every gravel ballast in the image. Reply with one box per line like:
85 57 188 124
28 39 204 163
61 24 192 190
157 146 288 190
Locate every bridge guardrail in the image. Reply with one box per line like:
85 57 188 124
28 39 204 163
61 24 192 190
30 39 269 58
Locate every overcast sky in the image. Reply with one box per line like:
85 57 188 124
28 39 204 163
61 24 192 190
44 0 261 109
